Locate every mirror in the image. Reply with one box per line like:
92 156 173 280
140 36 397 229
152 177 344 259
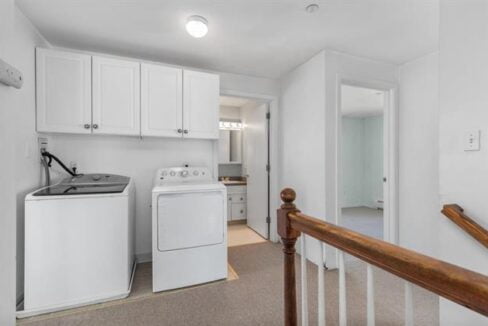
219 126 242 164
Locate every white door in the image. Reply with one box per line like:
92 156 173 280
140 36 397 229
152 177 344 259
183 70 219 139
157 191 224 251
92 56 140 136
36 48 92 134
141 63 183 138
243 103 269 238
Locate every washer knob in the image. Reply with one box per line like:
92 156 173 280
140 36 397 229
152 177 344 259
193 170 199 176
181 170 189 177
170 171 176 177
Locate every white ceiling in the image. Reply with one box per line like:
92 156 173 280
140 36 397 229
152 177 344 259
341 85 384 117
16 0 439 78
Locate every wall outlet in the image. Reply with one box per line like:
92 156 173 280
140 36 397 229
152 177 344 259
464 130 480 151
38 137 48 153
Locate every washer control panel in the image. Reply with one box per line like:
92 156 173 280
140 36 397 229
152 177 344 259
154 167 212 185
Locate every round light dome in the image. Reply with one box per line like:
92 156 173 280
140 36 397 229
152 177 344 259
186 15 208 38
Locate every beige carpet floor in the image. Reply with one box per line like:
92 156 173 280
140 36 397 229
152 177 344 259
18 242 438 326
342 207 383 240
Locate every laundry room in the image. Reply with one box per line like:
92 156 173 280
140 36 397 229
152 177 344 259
12 42 279 319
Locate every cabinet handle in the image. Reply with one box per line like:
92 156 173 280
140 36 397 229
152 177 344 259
92 124 99 129
84 124 91 129
177 129 183 133
183 129 189 134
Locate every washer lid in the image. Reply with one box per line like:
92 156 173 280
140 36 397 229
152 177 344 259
32 183 128 196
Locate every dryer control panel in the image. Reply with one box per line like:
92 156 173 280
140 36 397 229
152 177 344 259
154 167 212 185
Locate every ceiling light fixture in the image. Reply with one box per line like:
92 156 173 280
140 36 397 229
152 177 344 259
305 4 320 13
186 15 208 38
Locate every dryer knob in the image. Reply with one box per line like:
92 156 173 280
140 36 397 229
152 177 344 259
193 170 199 176
181 170 189 177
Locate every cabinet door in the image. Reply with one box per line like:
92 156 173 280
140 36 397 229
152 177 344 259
231 203 247 220
36 48 92 134
183 70 219 139
92 56 140 136
141 64 183 137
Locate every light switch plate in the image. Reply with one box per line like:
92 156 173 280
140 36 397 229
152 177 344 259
464 129 480 151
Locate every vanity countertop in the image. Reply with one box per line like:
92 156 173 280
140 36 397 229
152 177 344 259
219 177 247 186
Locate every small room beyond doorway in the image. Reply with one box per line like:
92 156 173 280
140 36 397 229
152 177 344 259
340 85 385 240
218 95 269 247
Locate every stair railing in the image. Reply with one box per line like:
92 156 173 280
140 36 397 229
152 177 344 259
442 204 488 249
278 188 488 326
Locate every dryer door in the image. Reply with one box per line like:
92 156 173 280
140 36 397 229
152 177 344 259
157 190 224 251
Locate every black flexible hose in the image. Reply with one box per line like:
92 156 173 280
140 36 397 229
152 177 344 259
41 151 78 177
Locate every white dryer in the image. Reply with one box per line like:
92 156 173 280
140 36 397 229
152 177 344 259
152 167 227 292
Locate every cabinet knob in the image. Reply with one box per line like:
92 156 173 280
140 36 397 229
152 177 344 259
183 129 189 134
240 210 244 214
92 124 99 129
177 129 183 133
240 197 243 201
228 197 232 201
84 124 91 129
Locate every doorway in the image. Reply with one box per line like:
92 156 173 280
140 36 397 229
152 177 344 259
217 95 271 245
338 83 396 242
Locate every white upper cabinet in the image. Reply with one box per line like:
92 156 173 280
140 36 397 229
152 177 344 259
35 49 220 139
183 70 220 139
92 56 141 136
141 63 183 138
36 48 92 134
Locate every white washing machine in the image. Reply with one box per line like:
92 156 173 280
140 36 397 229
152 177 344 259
21 174 135 318
152 167 227 292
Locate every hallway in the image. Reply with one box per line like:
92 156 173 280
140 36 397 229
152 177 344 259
19 242 438 326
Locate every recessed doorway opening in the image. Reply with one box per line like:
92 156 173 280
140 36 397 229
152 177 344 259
338 84 392 242
218 95 271 246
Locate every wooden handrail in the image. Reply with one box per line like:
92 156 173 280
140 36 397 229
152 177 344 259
442 204 488 249
277 188 488 326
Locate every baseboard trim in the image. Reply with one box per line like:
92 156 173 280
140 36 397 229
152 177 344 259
136 252 152 263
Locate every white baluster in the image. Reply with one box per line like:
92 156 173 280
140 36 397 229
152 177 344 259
404 282 413 326
318 242 326 326
300 235 309 326
366 264 375 326
339 250 347 326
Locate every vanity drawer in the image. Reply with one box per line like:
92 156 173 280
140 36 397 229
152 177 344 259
226 185 246 194
230 193 246 203
231 203 246 220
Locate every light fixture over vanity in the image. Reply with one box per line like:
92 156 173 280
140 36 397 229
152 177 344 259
219 121 243 130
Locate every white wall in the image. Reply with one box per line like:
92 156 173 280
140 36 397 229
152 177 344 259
280 51 327 266
219 105 241 120
0 1 49 324
438 1 488 324
398 52 439 257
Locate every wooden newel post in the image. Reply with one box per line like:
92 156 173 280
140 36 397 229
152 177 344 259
277 188 301 326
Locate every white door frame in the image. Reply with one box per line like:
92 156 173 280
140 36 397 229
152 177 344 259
217 89 280 243
336 75 399 244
